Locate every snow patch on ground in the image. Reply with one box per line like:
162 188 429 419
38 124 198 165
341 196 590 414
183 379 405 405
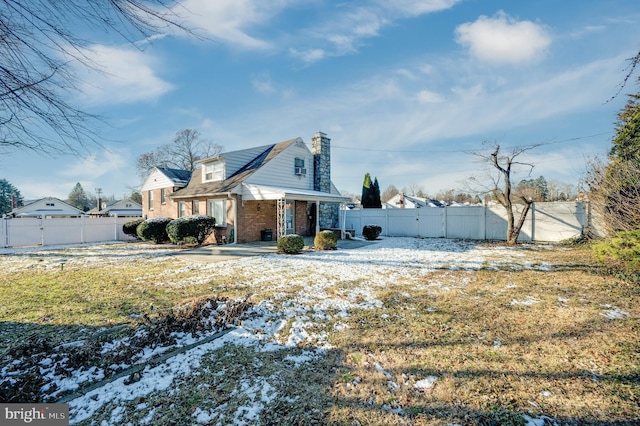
0 237 619 425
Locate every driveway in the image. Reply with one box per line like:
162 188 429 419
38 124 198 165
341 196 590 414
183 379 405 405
175 236 374 262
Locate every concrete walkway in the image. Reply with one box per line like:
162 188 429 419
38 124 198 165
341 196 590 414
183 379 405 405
175 236 374 263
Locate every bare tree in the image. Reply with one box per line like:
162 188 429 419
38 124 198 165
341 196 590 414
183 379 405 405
471 143 537 245
136 129 223 178
381 184 399 203
0 0 190 156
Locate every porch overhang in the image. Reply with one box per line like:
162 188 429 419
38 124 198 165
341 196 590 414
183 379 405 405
240 184 350 203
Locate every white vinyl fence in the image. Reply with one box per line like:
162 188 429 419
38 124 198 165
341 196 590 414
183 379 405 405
1 216 141 248
340 202 587 242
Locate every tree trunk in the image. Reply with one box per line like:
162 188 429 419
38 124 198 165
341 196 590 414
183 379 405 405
506 197 533 245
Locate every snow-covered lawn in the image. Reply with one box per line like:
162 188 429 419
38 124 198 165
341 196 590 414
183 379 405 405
0 238 637 425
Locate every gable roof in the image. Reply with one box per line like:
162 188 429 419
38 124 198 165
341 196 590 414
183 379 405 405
157 167 192 186
86 199 143 216
384 194 444 208
10 197 85 217
170 138 298 199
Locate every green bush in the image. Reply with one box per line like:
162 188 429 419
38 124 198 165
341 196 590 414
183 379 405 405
123 218 144 238
362 224 382 240
136 217 172 244
592 229 640 283
277 234 304 254
166 215 216 246
314 230 337 250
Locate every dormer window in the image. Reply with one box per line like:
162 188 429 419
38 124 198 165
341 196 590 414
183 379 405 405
203 160 225 182
294 158 306 176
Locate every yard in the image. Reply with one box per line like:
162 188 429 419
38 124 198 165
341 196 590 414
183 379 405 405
0 238 638 425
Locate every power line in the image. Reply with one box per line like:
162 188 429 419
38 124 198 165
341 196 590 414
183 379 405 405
331 131 613 154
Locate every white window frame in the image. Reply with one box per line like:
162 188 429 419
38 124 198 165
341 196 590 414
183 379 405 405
160 188 166 204
203 161 225 182
148 191 154 210
178 201 186 218
192 200 200 215
206 199 226 226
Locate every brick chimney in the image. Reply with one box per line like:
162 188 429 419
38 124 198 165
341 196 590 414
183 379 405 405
312 131 331 193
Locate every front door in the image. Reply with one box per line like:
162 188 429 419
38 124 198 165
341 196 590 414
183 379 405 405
285 201 294 234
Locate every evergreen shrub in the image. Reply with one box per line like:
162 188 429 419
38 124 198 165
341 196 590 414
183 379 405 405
123 218 144 237
136 217 172 243
277 234 304 254
362 224 382 240
314 230 337 250
166 215 216 246
592 229 640 284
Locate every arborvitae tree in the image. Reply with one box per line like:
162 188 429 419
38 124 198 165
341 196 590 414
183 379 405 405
361 173 374 208
0 179 23 215
372 177 382 208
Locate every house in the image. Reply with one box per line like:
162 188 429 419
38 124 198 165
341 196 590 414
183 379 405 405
141 132 350 243
140 167 192 218
87 199 143 217
384 193 444 209
9 197 85 218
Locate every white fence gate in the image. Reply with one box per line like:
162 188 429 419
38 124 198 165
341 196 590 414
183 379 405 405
1 216 141 248
340 202 587 242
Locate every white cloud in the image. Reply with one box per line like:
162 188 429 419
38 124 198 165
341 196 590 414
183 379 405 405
174 0 289 49
289 48 326 64
455 11 551 65
74 45 173 105
416 90 444 104
251 73 276 95
568 25 606 40
289 1 461 64
380 0 463 17
60 148 128 180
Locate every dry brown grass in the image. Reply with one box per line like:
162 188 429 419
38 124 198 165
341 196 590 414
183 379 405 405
326 246 639 424
0 241 637 424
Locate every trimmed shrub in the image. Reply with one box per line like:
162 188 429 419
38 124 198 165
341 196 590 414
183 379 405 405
123 218 144 238
277 234 304 254
362 224 382 240
136 217 172 244
592 229 640 284
315 230 337 250
166 215 216 246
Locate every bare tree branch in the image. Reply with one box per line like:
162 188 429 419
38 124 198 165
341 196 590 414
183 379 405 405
0 0 193 156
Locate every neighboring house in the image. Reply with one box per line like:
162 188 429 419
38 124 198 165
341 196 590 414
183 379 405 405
141 132 350 243
87 199 143 217
9 197 85 218
384 193 444 209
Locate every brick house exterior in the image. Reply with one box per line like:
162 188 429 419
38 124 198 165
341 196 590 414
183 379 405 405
140 133 348 243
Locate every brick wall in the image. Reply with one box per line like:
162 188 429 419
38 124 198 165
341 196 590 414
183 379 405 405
237 199 277 243
295 201 310 235
143 188 179 219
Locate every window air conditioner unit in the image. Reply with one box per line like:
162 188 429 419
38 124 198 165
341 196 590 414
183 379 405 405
295 167 306 176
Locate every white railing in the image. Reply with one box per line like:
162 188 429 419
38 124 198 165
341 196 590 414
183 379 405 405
340 201 587 242
1 216 141 248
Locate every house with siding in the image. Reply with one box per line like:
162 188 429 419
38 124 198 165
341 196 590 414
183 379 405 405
9 197 85 218
87 199 143 217
141 132 349 243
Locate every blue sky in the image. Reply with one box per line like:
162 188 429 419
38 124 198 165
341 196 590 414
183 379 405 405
2 0 639 201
